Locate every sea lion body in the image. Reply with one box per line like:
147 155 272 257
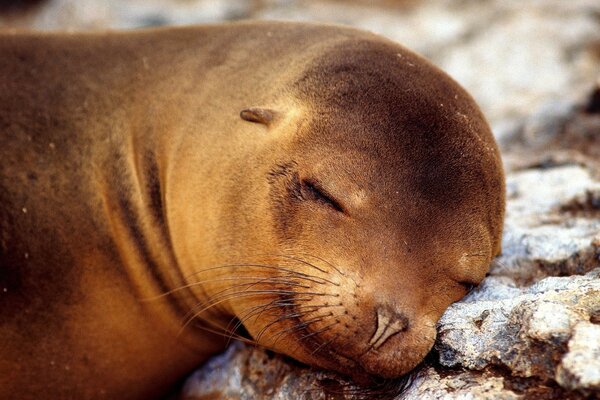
0 22 505 399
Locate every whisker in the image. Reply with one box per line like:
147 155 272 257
223 301 278 346
180 286 336 335
184 263 330 286
269 312 332 348
257 304 330 342
195 322 259 347
261 253 345 286
298 321 337 342
231 300 296 336
180 279 294 324
225 296 322 346
310 334 339 356
180 271 320 325
256 309 316 343
284 252 346 276
180 289 306 335
255 253 329 274
141 275 310 302
284 251 362 288
247 300 297 324
491 258 509 269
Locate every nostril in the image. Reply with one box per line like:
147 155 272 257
368 306 409 351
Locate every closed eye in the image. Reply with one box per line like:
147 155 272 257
458 281 477 293
301 179 345 213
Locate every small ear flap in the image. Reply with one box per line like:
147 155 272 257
240 107 276 126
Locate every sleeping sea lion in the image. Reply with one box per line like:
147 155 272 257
0 21 505 399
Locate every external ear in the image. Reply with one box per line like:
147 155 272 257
240 107 276 126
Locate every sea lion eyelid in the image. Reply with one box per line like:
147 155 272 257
301 179 345 213
457 280 477 293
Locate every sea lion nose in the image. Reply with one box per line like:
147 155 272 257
368 305 409 350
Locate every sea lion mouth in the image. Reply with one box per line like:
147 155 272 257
269 290 431 383
277 305 415 398
275 295 374 381
282 309 408 386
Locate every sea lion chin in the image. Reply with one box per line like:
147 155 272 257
0 21 504 399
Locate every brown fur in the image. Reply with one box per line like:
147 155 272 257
0 21 505 399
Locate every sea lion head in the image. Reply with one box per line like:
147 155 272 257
172 35 504 382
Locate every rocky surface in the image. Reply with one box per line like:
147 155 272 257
2 1 599 399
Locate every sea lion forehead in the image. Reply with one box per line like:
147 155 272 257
292 36 476 116
290 37 494 156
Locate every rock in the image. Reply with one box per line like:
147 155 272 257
400 367 521 400
556 323 600 392
436 270 600 380
181 342 410 400
502 85 600 179
0 0 255 29
493 165 600 283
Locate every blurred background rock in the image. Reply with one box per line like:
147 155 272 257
1 0 599 140
2 1 599 399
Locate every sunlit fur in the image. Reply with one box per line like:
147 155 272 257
0 21 504 399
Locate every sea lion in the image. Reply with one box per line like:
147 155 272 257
0 21 505 399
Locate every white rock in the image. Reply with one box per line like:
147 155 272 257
401 367 521 400
556 322 600 391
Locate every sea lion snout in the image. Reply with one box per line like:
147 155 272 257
368 306 410 351
351 301 437 378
